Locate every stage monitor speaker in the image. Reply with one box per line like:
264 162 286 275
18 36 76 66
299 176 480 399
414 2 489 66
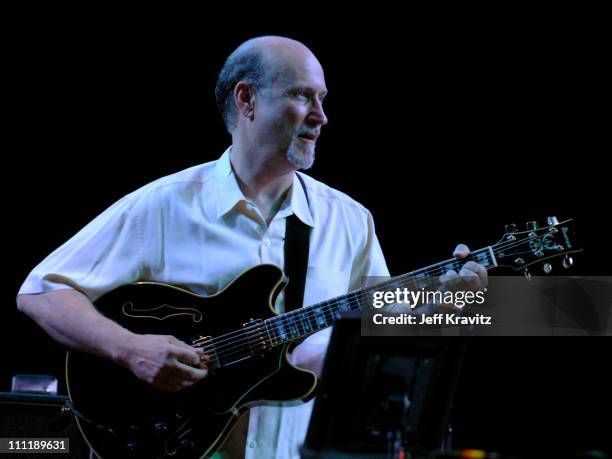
0 392 90 458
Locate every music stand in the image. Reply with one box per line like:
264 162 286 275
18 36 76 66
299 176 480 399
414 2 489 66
301 311 468 458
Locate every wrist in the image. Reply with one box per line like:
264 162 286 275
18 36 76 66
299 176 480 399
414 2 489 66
111 330 140 368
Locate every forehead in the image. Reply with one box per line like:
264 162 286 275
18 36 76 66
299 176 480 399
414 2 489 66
270 53 328 93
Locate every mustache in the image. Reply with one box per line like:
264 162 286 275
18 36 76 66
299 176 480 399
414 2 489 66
295 127 321 139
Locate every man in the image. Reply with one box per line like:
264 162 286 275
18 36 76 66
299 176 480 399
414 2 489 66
17 36 487 458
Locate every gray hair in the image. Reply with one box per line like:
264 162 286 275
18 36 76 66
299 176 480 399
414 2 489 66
215 49 275 133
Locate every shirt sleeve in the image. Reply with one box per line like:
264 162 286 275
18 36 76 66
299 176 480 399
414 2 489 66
18 194 143 301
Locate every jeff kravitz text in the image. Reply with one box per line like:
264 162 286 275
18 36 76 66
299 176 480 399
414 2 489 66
369 287 493 327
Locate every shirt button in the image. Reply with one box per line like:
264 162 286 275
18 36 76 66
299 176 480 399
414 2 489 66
249 440 258 449
263 238 271 247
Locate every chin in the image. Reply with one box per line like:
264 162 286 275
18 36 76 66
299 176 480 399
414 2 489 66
287 145 315 170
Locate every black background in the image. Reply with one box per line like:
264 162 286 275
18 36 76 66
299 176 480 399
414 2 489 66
3 9 610 455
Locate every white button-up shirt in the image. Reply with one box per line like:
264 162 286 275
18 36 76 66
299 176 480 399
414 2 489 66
19 147 389 459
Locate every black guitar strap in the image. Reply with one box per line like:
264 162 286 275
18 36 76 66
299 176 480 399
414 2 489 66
284 173 311 312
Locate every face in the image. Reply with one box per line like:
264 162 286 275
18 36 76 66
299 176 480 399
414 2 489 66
253 54 328 170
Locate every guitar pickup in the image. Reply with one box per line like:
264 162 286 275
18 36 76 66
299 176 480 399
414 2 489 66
242 319 271 357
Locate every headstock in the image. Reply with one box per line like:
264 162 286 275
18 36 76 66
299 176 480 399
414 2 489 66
492 217 582 277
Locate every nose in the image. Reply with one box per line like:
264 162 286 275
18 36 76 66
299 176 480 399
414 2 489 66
308 98 328 127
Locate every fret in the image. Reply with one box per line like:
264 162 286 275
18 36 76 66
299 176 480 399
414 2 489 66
264 321 275 346
269 323 276 346
324 302 335 324
301 314 313 334
276 321 288 342
312 306 328 328
349 294 357 311
267 244 498 346
473 248 492 268
362 291 374 308
294 314 305 337
488 246 498 267
357 292 369 312
301 313 313 334
288 315 300 340
333 297 353 315
413 272 428 290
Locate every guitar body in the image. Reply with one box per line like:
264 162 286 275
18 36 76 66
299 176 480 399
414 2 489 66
66 265 318 458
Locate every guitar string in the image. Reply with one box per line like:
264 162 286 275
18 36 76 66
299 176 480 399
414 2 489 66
197 234 568 365
197 233 540 351
196 244 492 357
200 239 567 366
197 236 564 365
196 237 523 351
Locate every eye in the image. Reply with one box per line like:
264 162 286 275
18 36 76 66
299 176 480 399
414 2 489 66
295 90 309 99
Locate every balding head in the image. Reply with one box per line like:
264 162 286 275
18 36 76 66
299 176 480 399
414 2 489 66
215 36 322 133
239 36 316 70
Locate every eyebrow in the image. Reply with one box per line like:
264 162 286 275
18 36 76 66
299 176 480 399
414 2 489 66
288 86 328 98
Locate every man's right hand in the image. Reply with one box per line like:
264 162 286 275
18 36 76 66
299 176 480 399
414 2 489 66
17 291 210 393
122 334 209 392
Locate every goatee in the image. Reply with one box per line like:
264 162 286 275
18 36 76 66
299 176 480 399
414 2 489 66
287 143 315 170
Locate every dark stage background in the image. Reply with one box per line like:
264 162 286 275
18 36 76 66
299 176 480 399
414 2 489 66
3 15 610 455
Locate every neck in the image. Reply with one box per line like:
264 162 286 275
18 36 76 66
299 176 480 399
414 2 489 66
230 143 295 222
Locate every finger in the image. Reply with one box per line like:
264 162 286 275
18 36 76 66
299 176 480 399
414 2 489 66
480 269 489 288
472 262 488 287
155 375 196 393
154 372 187 390
453 244 471 259
170 344 202 367
193 347 209 359
196 353 212 368
461 262 488 287
173 345 211 371
167 335 198 351
462 261 483 275
171 361 209 382
169 337 210 362
440 270 459 290
458 267 480 290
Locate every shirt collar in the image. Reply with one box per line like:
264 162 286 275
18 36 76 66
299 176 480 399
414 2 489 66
214 146 315 228
215 147 246 218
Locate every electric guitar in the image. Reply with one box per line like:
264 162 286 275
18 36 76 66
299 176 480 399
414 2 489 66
66 218 581 458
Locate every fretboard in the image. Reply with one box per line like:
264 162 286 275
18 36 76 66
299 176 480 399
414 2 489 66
265 246 497 346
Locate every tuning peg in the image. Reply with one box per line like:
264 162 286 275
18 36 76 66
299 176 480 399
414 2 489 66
562 255 574 269
526 221 539 231
543 263 552 274
505 224 518 241
524 268 532 281
547 216 559 226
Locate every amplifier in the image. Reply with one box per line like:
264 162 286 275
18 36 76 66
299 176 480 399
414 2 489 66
0 392 90 458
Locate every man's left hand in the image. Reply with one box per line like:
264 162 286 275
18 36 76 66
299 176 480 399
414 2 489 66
439 244 488 293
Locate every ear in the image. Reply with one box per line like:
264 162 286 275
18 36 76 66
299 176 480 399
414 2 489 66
233 81 256 122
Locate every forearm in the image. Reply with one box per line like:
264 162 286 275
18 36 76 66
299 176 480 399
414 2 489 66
17 289 136 366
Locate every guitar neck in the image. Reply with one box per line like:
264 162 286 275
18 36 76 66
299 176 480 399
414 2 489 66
265 246 498 346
